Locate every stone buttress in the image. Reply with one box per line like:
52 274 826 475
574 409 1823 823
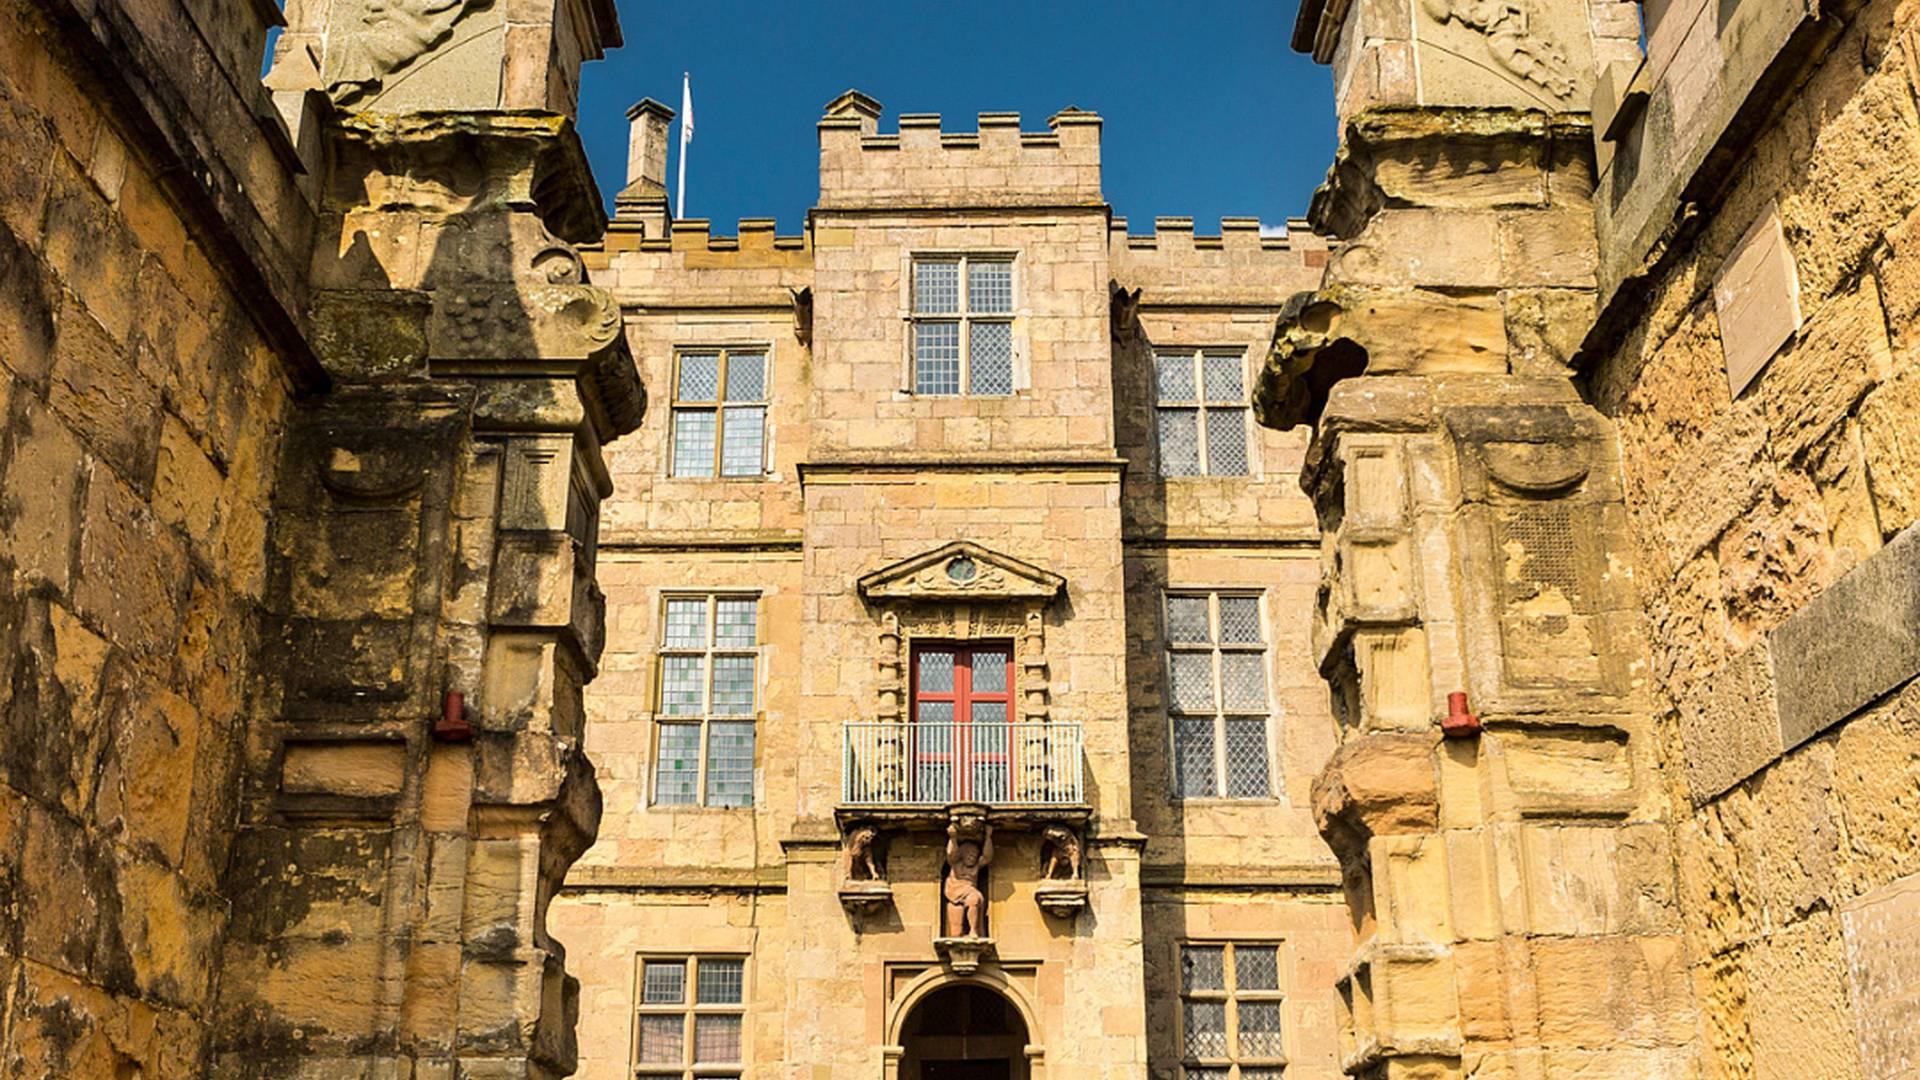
211 1 641 1076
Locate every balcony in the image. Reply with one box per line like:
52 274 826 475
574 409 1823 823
840 721 1085 814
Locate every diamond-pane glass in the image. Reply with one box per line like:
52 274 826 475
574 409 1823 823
1156 354 1196 403
1172 717 1217 798
970 651 1008 694
642 961 686 1004
1183 1001 1228 1058
720 407 765 477
705 721 755 807
637 1014 684 1063
1236 945 1280 991
694 1014 742 1063
970 699 1008 725
917 650 955 694
725 353 766 400
1238 1001 1285 1058
915 322 961 394
914 261 960 313
698 958 745 1003
710 655 755 715
1159 407 1201 477
1241 1069 1288 1080
1218 596 1262 643
1169 652 1216 713
1167 595 1211 643
678 354 720 402
1182 945 1226 991
661 656 705 715
1185 1070 1230 1080
714 598 756 647
1225 718 1270 798
664 598 707 648
968 260 1014 313
969 322 1013 394
1206 409 1250 476
1221 653 1267 712
1203 354 1244 402
654 723 701 804
671 410 716 477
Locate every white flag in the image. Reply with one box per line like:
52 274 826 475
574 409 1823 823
677 72 693 218
679 72 695 146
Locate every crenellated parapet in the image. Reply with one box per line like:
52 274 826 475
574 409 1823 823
817 90 1103 210
1109 216 1332 308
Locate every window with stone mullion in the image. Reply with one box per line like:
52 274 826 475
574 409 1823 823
1166 592 1270 800
653 595 759 807
1178 943 1286 1080
670 349 768 479
911 256 1013 396
1155 349 1250 477
634 954 747 1079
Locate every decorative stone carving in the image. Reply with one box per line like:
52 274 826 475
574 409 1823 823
791 286 814 345
1035 824 1088 917
1109 281 1142 342
1040 824 1081 881
838 824 893 915
1419 0 1576 102
325 0 497 106
942 819 994 938
857 540 1066 603
932 935 995 976
430 284 624 361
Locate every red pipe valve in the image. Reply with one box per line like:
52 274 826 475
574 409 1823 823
1442 691 1481 738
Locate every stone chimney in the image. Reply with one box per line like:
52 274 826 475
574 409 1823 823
624 98 674 197
615 97 674 233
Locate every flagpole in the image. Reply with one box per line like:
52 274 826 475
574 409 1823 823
676 71 690 219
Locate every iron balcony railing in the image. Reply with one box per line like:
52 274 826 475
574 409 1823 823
841 721 1085 806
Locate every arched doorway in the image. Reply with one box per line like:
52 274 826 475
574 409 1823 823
898 982 1031 1080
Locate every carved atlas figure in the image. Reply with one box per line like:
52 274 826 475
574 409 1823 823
943 822 994 937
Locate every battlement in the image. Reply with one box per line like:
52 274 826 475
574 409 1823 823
817 89 1102 210
596 216 811 257
1108 216 1330 304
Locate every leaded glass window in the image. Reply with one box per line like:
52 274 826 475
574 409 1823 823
670 349 768 478
1156 349 1252 476
634 955 746 1078
1179 942 1287 1079
653 594 759 807
911 256 1015 396
1166 591 1272 799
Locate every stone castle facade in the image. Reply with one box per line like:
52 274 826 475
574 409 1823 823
0 0 1917 1078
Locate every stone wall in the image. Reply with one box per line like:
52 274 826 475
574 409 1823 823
0 0 306 1072
1583 0 1920 1069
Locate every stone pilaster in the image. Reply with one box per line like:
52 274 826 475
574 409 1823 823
214 3 636 1076
1257 108 1699 1079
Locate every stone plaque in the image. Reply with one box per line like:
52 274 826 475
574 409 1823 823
1713 203 1802 398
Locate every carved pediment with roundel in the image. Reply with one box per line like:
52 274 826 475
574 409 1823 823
857 541 1065 603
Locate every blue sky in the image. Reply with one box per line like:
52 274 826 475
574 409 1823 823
577 1 1337 234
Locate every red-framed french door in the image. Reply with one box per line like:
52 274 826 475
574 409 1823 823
910 643 1014 803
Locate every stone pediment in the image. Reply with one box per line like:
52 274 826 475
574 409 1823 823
857 542 1064 603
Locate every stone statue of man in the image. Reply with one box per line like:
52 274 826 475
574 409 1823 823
943 821 993 937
